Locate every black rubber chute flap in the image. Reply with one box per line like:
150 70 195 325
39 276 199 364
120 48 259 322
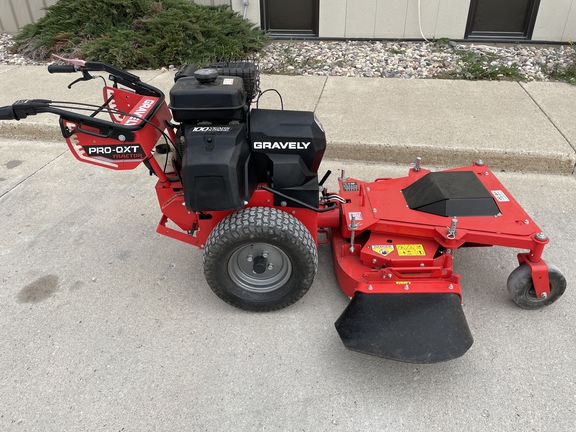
335 293 473 363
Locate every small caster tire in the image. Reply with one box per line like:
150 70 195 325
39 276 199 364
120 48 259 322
203 207 318 312
507 263 566 310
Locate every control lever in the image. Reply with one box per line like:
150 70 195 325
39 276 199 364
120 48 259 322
67 70 94 89
319 170 332 187
318 170 332 197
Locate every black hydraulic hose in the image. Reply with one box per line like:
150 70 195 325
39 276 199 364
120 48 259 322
0 105 16 120
260 186 338 213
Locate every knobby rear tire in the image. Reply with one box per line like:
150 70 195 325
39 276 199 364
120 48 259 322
203 207 318 311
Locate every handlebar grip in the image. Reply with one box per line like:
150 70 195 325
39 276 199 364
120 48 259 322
0 105 16 120
48 64 78 73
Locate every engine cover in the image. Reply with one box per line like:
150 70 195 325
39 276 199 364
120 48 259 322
249 109 326 208
250 108 326 173
181 124 255 211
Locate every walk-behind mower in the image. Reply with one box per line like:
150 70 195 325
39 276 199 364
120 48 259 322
0 57 566 363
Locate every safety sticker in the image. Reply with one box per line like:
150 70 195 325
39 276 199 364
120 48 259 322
396 244 426 256
223 78 234 85
342 182 359 192
491 190 510 202
396 281 411 285
371 245 394 256
348 212 363 221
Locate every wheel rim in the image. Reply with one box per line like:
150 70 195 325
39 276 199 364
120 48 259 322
524 283 556 304
228 242 292 293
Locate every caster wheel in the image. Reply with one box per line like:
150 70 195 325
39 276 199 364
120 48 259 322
507 263 566 310
203 207 318 311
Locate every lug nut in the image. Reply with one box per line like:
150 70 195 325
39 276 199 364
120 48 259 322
267 263 274 271
247 255 253 262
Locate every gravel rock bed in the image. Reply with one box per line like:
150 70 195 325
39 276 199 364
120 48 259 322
0 33 48 66
2 32 574 82
256 40 575 82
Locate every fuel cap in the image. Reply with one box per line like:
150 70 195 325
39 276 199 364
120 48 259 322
194 68 218 84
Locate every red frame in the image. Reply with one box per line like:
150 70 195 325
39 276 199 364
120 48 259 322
155 185 320 249
62 87 173 170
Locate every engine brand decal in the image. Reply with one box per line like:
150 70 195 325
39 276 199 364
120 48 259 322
83 144 146 160
491 190 510 202
348 212 363 221
222 78 234 85
253 141 311 150
124 99 156 126
371 245 394 256
396 244 426 256
192 126 231 132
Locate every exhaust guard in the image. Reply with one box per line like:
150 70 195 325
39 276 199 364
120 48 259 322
335 293 473 363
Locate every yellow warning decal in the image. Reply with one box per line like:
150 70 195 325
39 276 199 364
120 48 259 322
396 281 411 285
396 244 426 256
371 245 394 256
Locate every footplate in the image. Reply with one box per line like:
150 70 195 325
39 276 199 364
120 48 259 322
335 293 473 363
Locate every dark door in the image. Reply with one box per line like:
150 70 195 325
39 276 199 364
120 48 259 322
465 0 541 40
260 0 319 37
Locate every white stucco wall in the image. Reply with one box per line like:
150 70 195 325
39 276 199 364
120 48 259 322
0 0 58 34
319 0 347 38
533 0 573 41
433 0 471 39
374 0 410 38
564 3 576 41
320 0 468 40
403 0 440 39
2 0 573 42
320 0 574 41
230 0 261 26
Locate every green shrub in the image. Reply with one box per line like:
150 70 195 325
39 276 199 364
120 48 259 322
13 0 268 69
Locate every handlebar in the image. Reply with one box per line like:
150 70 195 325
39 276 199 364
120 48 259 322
0 100 51 120
0 57 167 144
49 55 162 97
48 64 78 73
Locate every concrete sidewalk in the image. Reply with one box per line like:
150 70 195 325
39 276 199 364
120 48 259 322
1 64 575 174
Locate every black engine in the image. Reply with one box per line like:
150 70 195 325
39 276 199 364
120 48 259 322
167 62 326 212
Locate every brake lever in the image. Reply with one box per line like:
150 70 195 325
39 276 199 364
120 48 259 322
67 70 94 89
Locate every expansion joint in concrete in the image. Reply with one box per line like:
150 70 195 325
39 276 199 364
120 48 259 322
0 150 66 200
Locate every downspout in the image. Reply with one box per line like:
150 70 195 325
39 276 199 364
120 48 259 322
242 0 249 19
